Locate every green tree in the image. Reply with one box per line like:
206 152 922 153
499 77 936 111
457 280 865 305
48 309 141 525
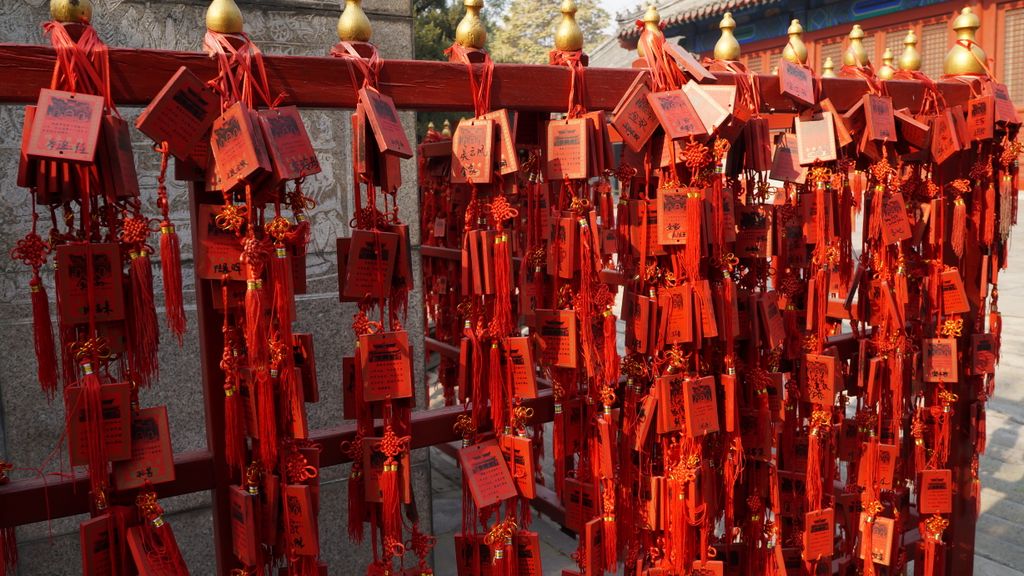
489 0 609 64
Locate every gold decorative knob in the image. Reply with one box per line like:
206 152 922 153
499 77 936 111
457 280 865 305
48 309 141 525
455 0 487 49
636 5 663 58
50 0 93 24
714 12 741 61
822 56 836 77
843 24 869 67
782 19 807 65
555 0 584 51
442 119 452 137
878 48 896 79
338 0 372 42
944 7 986 75
206 0 243 34
900 29 920 71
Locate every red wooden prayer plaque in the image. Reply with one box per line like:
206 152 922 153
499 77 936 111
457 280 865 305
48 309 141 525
507 336 538 399
66 381 132 465
101 114 141 198
56 243 125 325
778 59 815 107
535 309 577 369
210 101 271 190
230 485 260 566
646 89 705 140
362 437 412 503
922 338 958 382
359 86 413 159
480 108 519 174
795 113 837 165
683 80 729 135
451 118 495 184
864 94 897 142
342 229 400 299
611 75 658 152
258 106 321 180
803 353 837 405
136 66 219 159
803 508 835 559
656 187 690 245
359 330 412 401
283 484 319 556
683 375 719 437
859 514 894 566
918 469 953 514
516 531 542 576
499 434 536 499
655 374 685 434
459 440 518 508
80 515 113 576
691 561 724 576
27 89 104 163
546 118 589 180
113 406 175 490
770 133 807 184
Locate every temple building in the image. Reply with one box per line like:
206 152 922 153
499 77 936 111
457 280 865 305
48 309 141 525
591 0 1024 105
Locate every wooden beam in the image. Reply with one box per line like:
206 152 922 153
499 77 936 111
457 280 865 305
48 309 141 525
0 43 971 113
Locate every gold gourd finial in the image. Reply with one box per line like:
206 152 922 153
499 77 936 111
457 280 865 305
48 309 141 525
878 48 896 79
636 5 663 58
442 119 452 137
714 12 741 61
944 7 987 75
338 0 372 42
206 0 244 34
822 56 836 77
782 19 807 65
455 0 487 49
50 0 93 23
843 24 869 67
555 0 584 51
900 29 921 71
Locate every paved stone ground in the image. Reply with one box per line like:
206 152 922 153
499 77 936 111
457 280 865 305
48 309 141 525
427 224 1024 575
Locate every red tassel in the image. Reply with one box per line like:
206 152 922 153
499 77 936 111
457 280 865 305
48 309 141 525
381 459 401 544
603 310 618 388
270 245 294 335
224 385 246 472
29 275 58 400
0 526 14 576
492 232 513 337
73 361 108 498
685 189 703 279
256 370 278 471
160 223 187 344
489 342 506 432
128 250 160 388
806 412 827 512
952 197 967 258
246 277 267 371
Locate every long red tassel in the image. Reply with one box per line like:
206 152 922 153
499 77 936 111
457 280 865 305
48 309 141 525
489 342 506 432
129 250 160 388
160 222 187 343
30 274 58 400
380 462 401 544
951 196 966 258
270 244 294 334
685 188 703 279
76 361 108 497
256 370 278 471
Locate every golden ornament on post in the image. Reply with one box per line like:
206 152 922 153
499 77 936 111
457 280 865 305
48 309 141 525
442 119 452 137
900 29 920 71
843 24 869 67
714 12 741 61
636 5 663 58
206 0 244 34
50 0 93 24
338 0 373 43
822 56 836 77
555 0 584 52
878 48 896 79
455 0 487 49
944 7 987 75
781 19 807 65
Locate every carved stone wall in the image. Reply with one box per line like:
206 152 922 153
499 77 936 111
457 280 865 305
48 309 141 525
0 1 426 573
